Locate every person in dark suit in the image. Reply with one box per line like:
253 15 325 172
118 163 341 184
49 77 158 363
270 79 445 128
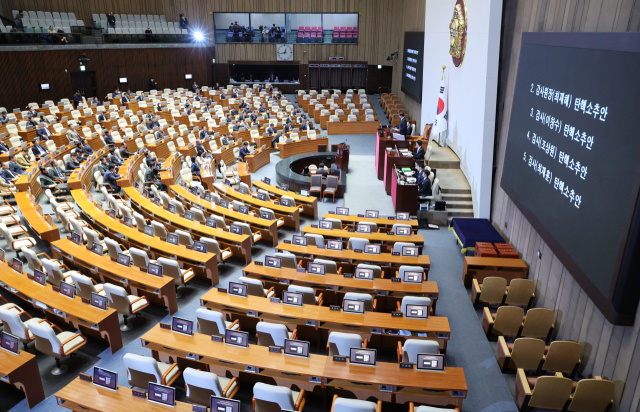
122 93 130 103
190 156 201 178
7 155 24 175
199 128 209 139
239 141 251 161
104 130 115 146
147 117 160 130
1 162 19 182
73 91 83 108
184 103 192 115
418 170 432 197
98 156 110 175
97 111 108 122
284 121 293 133
301 166 310 177
26 116 38 128
239 100 248 109
192 81 199 91
149 78 157 90
38 114 49 124
316 162 328 177
249 111 258 122
27 107 38 118
65 153 81 171
396 112 408 135
36 124 52 140
232 121 241 132
214 83 221 90
31 138 48 157
220 91 227 99
81 141 94 156
195 140 206 157
49 159 69 181
232 90 238 98
155 127 167 141
39 167 69 193
119 145 134 159
145 152 156 168
413 140 425 161
136 94 144 102
109 148 123 166
145 165 166 191
414 162 425 186
220 134 231 146
103 164 122 193
266 124 277 136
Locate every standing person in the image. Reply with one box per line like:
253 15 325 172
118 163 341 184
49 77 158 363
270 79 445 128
395 112 408 136
179 13 189 31
72 90 83 108
192 81 199 91
107 12 116 29
145 26 153 42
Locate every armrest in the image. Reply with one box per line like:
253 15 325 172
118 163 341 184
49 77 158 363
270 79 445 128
330 395 339 412
128 296 149 313
409 403 415 412
471 278 481 305
18 310 33 319
482 307 494 336
36 252 52 260
496 336 510 371
290 328 298 340
297 259 303 268
222 376 239 398
12 238 35 248
55 195 72 203
373 298 377 312
316 293 323 306
396 301 401 312
180 268 195 284
59 332 87 356
294 389 306 411
376 400 382 412
337 266 342 275
161 362 181 386
228 319 240 330
0 295 6 303
264 286 275 298
397 341 403 363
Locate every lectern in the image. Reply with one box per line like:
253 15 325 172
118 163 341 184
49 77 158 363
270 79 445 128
335 143 350 172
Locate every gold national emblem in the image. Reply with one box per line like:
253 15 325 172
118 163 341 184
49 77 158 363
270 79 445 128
449 0 467 67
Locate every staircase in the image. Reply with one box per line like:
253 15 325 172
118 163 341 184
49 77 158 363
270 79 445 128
441 191 474 220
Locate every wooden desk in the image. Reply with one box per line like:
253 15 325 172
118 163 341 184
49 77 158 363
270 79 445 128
327 120 381 135
200 289 450 352
322 212 418 229
253 180 318 219
462 257 529 287
15 192 60 242
0 263 123 354
159 153 182 187
301 226 424 252
392 171 418 215
214 182 300 231
279 138 325 160
237 162 251 186
124 187 251 265
375 129 416 180
55 378 193 412
212 141 242 166
0 349 45 409
51 239 178 315
170 185 279 247
141 325 466 407
245 147 270 173
384 150 416 195
242 262 438 312
15 145 74 197
72 189 222 281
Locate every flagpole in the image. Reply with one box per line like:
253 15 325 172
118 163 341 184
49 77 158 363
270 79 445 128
440 66 446 146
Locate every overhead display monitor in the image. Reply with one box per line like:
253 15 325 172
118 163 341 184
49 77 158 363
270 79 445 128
401 32 425 103
501 32 640 325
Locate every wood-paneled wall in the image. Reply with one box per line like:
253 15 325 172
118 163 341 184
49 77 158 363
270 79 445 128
0 47 213 110
492 1 640 410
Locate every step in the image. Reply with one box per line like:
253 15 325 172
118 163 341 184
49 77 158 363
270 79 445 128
441 193 472 201
440 187 471 195
447 210 474 218
443 200 473 210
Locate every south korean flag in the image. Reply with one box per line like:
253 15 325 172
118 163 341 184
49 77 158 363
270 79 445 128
433 70 448 135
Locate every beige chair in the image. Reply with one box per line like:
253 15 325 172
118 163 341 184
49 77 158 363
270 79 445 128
123 353 181 389
195 307 239 337
104 237 129 258
542 340 583 378
504 278 536 308
29 321 87 375
0 307 46 350
0 223 36 258
158 257 195 297
566 377 615 412
233 222 262 244
397 339 440 363
287 285 323 306
69 272 106 299
521 308 555 341
103 283 149 331
327 332 365 357
21 247 46 272
253 382 306 412
472 277 507 306
42 258 77 287
238 276 274 298
497 337 546 373
184 368 239 406
331 396 379 412
199 237 233 264
515 369 573 411
483 305 524 338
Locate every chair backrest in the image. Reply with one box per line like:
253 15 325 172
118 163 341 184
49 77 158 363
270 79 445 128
0 308 29 340
343 292 373 311
123 353 162 388
543 340 583 374
274 252 296 269
398 265 424 281
253 382 295 411
356 263 381 278
402 339 440 363
304 233 324 246
521 308 555 339
239 276 266 297
29 320 63 356
157 257 184 285
528 375 573 410
287 284 316 305
152 221 168 237
183 367 224 404
333 398 378 412
104 237 124 258
256 322 290 347
327 332 363 356
492 306 525 336
103 283 134 316
567 378 615 412
21 247 42 271
509 338 546 371
504 278 536 306
129 247 150 267
392 242 415 253
478 277 508 305
195 307 227 336
176 229 193 245
82 227 102 249
313 258 338 274
69 272 99 299
347 237 368 251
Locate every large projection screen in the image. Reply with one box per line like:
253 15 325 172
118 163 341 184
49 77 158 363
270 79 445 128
501 32 640 325
401 32 425 103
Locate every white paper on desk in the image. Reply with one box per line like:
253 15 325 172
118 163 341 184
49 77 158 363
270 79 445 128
393 133 405 141
417 332 428 337
399 330 412 336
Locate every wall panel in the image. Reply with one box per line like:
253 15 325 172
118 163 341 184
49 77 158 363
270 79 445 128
493 0 640 408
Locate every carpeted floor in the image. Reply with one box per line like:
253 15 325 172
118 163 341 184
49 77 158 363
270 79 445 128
3 94 518 412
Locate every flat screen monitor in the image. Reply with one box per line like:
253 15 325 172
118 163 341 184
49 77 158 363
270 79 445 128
229 282 248 297
280 184 289 191
91 292 108 310
356 224 371 234
185 74 193 80
193 241 207 254
260 211 271 220
396 227 411 236
93 367 118 391
238 205 249 215
336 207 349 216
417 353 445 371
403 270 423 283
265 256 281 268
229 224 242 235
319 220 333 230
167 233 179 245
327 240 342 250
106 209 117 219
400 32 425 103
354 267 374 280
167 204 176 214
406 304 430 319
282 291 303 306
144 225 155 237
11 258 22 273
91 243 104 255
257 193 267 201
70 233 82 245
350 348 377 366
171 317 194 336
300 189 310 196
396 212 410 221
292 235 307 246
119 78 128 83
184 211 194 221
365 210 379 219
402 246 419 257
148 383 175 407
148 262 163 277
40 83 50 90
280 198 291 207
343 299 365 314
307 262 325 275
225 329 249 348
364 244 381 255
263 177 271 185
211 396 241 412
205 218 218 228
33 269 46 286
117 253 131 267
122 216 133 227
284 339 310 357
0 332 19 354
60 282 75 298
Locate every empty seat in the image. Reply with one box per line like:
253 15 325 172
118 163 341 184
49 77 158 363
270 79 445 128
195 307 239 337
238 276 274 298
398 339 440 363
256 321 297 347
331 396 380 412
184 368 239 405
253 382 306 412
103 283 149 331
515 370 573 411
29 321 87 375
123 353 181 389
327 332 365 356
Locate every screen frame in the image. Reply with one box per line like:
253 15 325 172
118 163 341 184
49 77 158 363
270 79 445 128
210 395 241 412
59 282 75 298
342 298 366 314
416 353 446 371
171 317 194 336
405 303 430 319
292 235 307 246
90 292 108 310
283 338 310 358
147 382 176 407
93 367 118 391
0 331 20 354
499 32 640 325
224 329 249 348
400 31 425 103
282 291 303 307
349 347 377 366
228 282 248 297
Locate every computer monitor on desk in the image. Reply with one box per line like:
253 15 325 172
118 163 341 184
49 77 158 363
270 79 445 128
211 396 240 412
93 367 118 391
148 383 175 407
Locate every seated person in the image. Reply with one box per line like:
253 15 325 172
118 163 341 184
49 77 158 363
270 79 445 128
15 148 32 168
266 124 277 136
65 153 81 171
195 140 207 157
97 156 110 175
220 133 232 146
31 138 48 157
39 166 68 194
7 155 24 175
103 129 116 146
239 141 251 161
36 123 53 140
109 148 123 166
119 145 134 159
48 159 68 181
190 156 201 178
97 111 108 122
145 165 167 192
413 139 425 161
82 141 94 156
301 166 310 177
103 164 123 193
316 162 328 177
418 170 432 197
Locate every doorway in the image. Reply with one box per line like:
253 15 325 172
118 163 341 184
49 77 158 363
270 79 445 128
70 71 97 100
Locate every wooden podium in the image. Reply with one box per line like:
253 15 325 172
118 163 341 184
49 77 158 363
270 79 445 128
335 143 350 172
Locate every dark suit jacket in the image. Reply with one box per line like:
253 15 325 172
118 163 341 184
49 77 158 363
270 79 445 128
0 143 8 153
103 171 121 188
97 114 108 122
418 176 432 197
199 130 208 139
39 173 58 189
36 128 52 139
48 166 67 180
32 144 47 156
65 160 80 170
122 95 130 103
1 169 17 180
196 145 205 156
413 146 425 160
104 134 115 145
398 117 408 135
191 163 201 177
8 162 23 175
